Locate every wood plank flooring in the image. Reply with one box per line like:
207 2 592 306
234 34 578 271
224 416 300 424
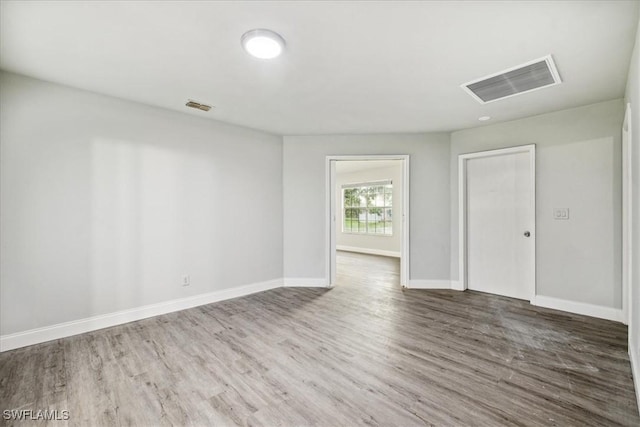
1 251 638 426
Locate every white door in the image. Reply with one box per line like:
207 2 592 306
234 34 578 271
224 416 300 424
466 149 535 300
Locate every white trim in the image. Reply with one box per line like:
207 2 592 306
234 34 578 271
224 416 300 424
0 278 283 352
283 278 328 287
402 156 410 287
532 295 623 323
630 337 640 416
327 155 410 288
623 103 633 326
450 280 464 291
460 54 562 104
407 280 451 289
341 179 392 189
326 159 336 286
457 152 465 291
336 245 400 258
458 144 536 302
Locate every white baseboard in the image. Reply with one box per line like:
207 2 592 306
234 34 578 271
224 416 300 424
407 280 451 289
283 278 328 287
336 245 401 258
0 278 283 352
532 295 623 322
450 280 465 291
630 339 640 416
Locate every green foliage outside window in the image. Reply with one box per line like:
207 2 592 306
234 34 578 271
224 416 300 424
343 184 392 235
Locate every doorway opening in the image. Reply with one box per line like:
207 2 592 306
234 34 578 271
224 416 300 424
326 156 409 287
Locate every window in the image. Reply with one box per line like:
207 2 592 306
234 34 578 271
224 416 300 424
342 180 392 235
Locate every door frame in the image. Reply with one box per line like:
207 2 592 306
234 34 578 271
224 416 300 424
623 102 633 326
326 155 410 287
458 144 536 301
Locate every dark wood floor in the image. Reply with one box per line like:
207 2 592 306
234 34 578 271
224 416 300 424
1 251 638 426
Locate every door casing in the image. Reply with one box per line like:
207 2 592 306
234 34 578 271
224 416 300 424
623 103 633 327
326 155 410 287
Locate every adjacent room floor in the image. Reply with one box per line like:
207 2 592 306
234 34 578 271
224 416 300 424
1 252 638 426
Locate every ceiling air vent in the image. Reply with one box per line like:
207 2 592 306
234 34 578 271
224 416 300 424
461 55 562 104
185 100 213 111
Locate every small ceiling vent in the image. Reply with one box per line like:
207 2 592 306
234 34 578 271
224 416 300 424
185 100 213 111
461 55 562 104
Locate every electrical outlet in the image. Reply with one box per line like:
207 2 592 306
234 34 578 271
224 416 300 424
182 274 190 286
553 208 569 220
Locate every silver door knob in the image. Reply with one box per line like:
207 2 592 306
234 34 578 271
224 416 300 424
524 231 531 237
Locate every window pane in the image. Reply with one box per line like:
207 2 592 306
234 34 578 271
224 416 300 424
370 217 375 233
376 209 384 233
345 208 356 232
375 192 383 207
344 188 357 208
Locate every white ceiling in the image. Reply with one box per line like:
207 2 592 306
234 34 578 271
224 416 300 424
1 1 638 135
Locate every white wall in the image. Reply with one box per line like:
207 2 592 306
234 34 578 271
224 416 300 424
0 71 283 336
335 162 403 256
283 133 450 281
624 11 640 409
1 69 633 352
450 99 624 310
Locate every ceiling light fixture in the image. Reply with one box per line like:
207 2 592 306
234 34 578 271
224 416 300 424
241 29 285 59
478 116 491 121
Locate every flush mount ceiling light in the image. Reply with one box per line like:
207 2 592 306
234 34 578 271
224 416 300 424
241 29 285 59
478 116 491 121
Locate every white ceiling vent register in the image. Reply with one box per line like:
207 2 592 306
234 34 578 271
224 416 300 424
461 55 562 104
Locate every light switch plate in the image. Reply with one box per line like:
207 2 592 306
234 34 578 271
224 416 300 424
553 208 569 220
